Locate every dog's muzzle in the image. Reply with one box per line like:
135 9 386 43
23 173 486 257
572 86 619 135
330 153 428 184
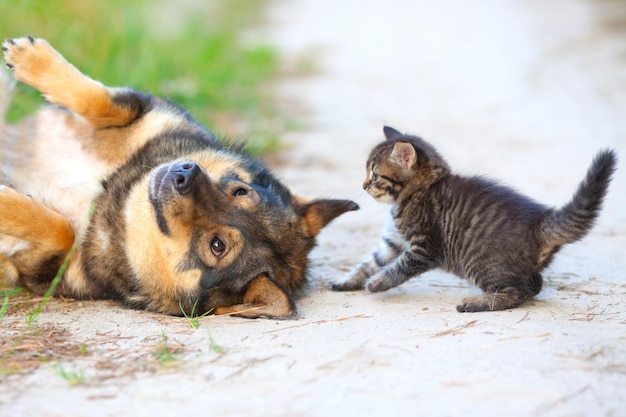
170 161 200 195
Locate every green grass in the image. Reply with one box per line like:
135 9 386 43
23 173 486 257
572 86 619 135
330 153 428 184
0 0 282 152
208 333 227 354
180 299 212 329
0 287 24 320
154 332 180 365
55 362 87 386
0 293 9 320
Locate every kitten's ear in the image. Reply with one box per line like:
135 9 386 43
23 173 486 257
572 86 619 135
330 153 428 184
383 126 403 141
299 199 359 237
391 142 417 170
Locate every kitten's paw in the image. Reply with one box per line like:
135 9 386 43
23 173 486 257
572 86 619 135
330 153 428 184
456 298 489 313
330 270 368 291
366 271 395 292
457 289 528 312
329 264 369 291
330 280 363 291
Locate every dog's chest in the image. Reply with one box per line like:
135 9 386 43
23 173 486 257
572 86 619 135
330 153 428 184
11 109 112 230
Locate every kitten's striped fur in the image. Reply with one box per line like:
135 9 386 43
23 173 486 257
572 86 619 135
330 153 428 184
332 126 616 312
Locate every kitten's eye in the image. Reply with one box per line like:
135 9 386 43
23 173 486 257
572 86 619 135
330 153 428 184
233 188 248 196
210 237 226 257
371 173 380 181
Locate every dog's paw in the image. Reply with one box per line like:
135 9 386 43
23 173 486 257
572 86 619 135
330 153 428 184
3 37 38 70
2 37 60 90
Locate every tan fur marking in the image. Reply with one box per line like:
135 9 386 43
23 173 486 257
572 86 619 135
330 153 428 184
124 179 181 309
192 150 252 183
62 254 92 297
215 275 294 318
87 111 191 165
300 199 360 238
194 228 243 268
0 186 75 252
301 209 327 237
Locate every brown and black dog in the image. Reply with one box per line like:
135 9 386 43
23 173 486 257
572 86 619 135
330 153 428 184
0 37 358 318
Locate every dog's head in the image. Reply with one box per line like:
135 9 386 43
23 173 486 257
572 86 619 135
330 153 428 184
118 150 357 317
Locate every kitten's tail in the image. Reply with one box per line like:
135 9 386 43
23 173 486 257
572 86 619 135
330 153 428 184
540 150 617 249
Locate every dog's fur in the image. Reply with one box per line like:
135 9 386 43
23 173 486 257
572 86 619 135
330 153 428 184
0 37 358 318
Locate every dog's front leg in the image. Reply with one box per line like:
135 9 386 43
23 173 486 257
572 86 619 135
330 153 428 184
3 37 139 129
0 185 75 294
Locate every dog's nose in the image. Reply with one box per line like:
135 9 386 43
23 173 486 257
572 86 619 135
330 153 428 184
170 162 200 194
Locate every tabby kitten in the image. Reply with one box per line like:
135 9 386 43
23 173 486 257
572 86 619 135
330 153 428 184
332 126 617 312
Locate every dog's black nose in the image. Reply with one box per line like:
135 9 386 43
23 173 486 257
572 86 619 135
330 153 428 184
170 162 200 194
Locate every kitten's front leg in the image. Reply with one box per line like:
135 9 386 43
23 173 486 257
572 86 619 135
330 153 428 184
331 232 408 291
331 213 408 291
331 255 381 291
367 246 435 292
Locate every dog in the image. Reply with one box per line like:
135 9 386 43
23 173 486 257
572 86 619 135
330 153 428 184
0 37 358 318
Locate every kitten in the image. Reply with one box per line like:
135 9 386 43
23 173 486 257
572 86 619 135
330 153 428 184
332 126 617 312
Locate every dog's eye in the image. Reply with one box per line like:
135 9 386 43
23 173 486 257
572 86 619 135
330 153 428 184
211 237 226 257
233 188 248 196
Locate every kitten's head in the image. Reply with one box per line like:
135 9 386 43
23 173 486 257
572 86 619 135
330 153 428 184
363 126 450 203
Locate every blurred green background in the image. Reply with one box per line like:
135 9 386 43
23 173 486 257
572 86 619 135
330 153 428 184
0 0 282 153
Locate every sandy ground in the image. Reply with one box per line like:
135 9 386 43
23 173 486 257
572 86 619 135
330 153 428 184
1 1 626 416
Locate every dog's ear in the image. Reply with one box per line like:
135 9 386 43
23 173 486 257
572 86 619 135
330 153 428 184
214 275 296 319
299 199 359 237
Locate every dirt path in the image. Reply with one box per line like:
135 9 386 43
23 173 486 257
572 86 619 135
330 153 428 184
2 1 626 416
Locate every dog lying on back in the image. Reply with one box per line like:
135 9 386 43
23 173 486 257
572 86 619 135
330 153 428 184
0 37 358 318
